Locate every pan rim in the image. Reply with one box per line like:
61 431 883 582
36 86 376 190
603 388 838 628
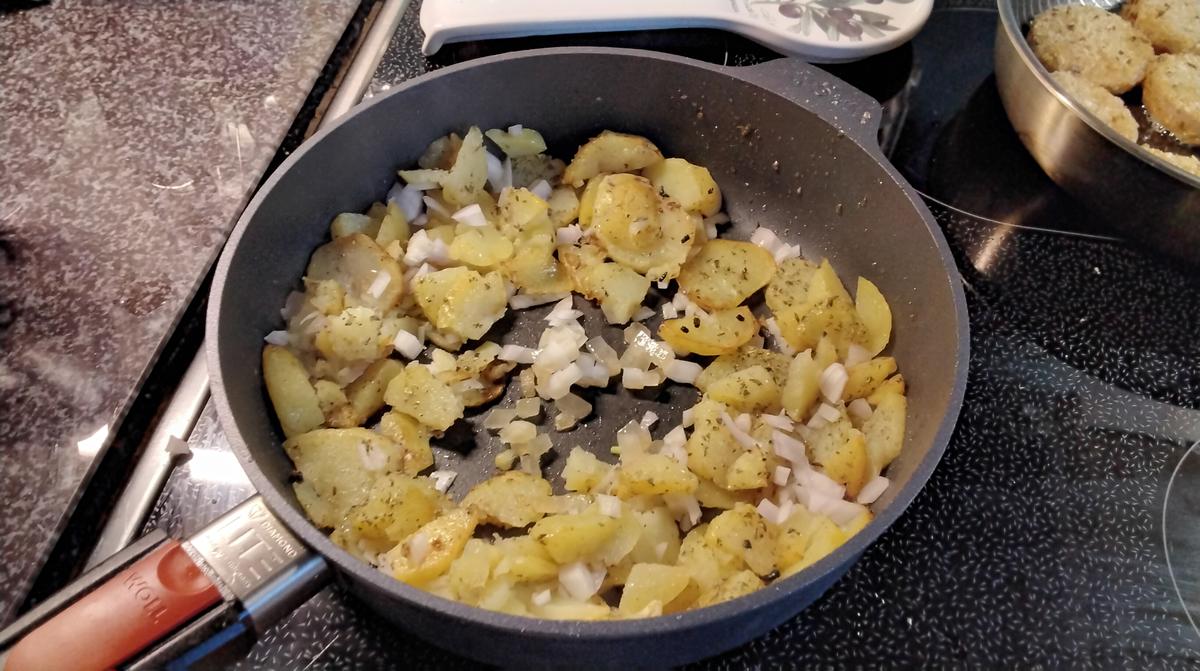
207 46 969 642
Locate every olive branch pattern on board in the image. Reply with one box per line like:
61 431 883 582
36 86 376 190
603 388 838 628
738 0 914 41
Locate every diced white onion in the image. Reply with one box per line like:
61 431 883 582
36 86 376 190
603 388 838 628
411 213 428 228
280 291 306 320
543 364 583 400
358 441 388 471
735 413 752 434
750 227 784 254
335 363 369 385
499 344 536 364
596 494 622 518
772 430 808 467
368 271 392 299
632 306 656 322
451 203 489 228
760 413 794 431
621 367 661 390
428 349 457 375
640 411 659 429
856 476 890 505
408 532 431 565
773 244 802 263
574 354 611 387
388 182 426 222
773 465 791 486
586 337 621 375
532 589 552 607
510 291 571 310
656 279 670 290
662 425 687 451
556 224 583 245
515 397 541 419
486 152 505 192
756 498 782 524
545 297 583 326
422 195 451 218
559 561 606 602
776 499 795 525
263 330 290 346
484 408 519 430
529 179 553 201
654 542 668 561
508 124 523 135
816 403 842 422
825 499 868 526
705 221 718 239
848 398 873 421
795 468 845 499
661 302 679 319
393 330 423 359
429 470 457 493
704 212 731 227
763 317 796 356
616 420 652 454
819 363 848 403
664 493 702 529
671 292 689 311
503 157 513 190
721 412 758 449
681 407 695 428
845 344 871 368
555 393 593 420
500 420 538 445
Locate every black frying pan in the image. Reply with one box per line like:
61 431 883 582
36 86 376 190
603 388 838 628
5 47 969 670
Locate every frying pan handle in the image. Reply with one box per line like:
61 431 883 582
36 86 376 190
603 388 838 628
729 58 884 151
0 496 331 670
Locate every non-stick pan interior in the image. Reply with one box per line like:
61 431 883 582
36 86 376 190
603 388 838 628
209 48 965 666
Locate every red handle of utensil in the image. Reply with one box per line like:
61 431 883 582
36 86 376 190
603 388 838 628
4 540 222 671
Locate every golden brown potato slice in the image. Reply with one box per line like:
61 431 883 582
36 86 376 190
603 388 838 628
658 306 757 356
263 345 324 438
562 131 664 186
677 240 776 310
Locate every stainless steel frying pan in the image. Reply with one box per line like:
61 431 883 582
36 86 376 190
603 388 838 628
3 48 968 670
995 0 1200 264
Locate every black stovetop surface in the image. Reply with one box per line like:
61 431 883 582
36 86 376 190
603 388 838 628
134 1 1200 667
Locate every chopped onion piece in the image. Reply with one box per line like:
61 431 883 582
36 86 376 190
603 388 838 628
393 330 423 359
429 470 457 493
555 392 592 420
735 413 752 434
632 305 656 322
500 420 538 445
596 494 622 518
795 468 844 499
671 292 689 311
411 213 428 228
662 425 687 450
407 532 431 566
825 499 868 526
545 296 582 325
554 413 580 431
529 179 553 200
484 408 519 430
760 413 794 431
368 271 392 299
819 363 848 403
772 430 808 467
503 157 513 190
574 354 612 387
559 561 605 601
451 203 489 227
756 498 783 525
655 542 668 561
542 364 583 400
664 359 702 384
848 398 873 421
664 493 702 529
556 224 583 245
621 367 661 390
705 212 731 227
750 226 783 253
773 465 791 486
510 291 571 310
777 499 795 525
773 244 802 263
508 123 523 135
515 397 542 419
388 182 425 222
661 302 679 319
705 221 718 239
499 344 536 364
586 337 621 374
845 344 871 368
856 475 890 505
263 330 290 346
532 589 552 607
640 411 659 429
763 317 796 356
486 152 505 192
335 363 369 386
721 412 758 449
656 279 670 290
816 403 842 423
280 291 306 320
617 420 652 454
422 195 451 218
428 349 457 375
681 407 695 428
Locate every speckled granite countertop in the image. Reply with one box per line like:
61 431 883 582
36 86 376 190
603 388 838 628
0 0 359 623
